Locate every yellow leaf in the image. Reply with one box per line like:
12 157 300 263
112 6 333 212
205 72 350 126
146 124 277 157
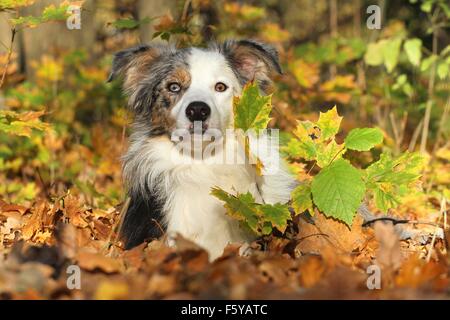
289 59 319 89
316 106 342 141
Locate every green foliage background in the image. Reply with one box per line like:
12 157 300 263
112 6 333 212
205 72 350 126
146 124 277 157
0 0 448 230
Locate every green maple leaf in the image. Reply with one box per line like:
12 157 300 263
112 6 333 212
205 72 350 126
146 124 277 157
293 120 318 140
284 120 318 160
311 159 366 226
211 187 292 235
259 203 291 232
344 128 383 151
210 188 258 229
210 188 259 232
285 138 317 161
291 183 313 214
317 106 342 141
234 82 272 132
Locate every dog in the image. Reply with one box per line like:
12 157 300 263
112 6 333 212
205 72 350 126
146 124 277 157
108 39 297 259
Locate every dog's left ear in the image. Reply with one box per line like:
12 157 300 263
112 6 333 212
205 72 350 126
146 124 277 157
220 39 282 92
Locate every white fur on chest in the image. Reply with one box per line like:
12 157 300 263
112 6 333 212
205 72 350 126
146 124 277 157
129 134 295 259
150 136 259 259
166 162 257 258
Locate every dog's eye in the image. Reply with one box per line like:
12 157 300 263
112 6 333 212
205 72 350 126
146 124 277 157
168 82 181 93
215 82 228 92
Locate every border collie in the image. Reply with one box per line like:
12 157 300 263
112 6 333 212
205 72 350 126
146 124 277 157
108 39 297 259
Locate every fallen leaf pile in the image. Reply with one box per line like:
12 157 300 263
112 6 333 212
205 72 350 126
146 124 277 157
0 194 448 300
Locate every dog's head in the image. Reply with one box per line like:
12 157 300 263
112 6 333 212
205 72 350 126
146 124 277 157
108 40 281 136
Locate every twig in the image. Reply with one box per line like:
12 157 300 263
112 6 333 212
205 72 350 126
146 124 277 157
104 197 130 255
407 220 441 227
426 196 446 262
389 112 408 154
362 216 442 228
326 146 346 167
389 112 400 148
151 218 165 236
420 14 438 153
0 39 9 51
408 118 423 151
35 167 51 200
296 233 330 243
175 0 192 46
424 97 450 190
0 27 16 89
444 199 448 231
329 0 338 78
362 217 409 227
431 96 450 156
180 0 192 26
306 161 316 175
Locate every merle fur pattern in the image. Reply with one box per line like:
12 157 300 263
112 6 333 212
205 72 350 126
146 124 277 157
109 40 286 251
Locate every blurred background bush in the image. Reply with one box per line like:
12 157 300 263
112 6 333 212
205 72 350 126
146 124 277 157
0 0 448 208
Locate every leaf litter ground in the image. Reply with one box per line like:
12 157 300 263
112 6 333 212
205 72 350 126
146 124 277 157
0 194 448 299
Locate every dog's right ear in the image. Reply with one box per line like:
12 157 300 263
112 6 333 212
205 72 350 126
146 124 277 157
108 45 150 82
107 44 166 93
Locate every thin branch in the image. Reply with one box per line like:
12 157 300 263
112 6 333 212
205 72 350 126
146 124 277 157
180 0 192 26
329 0 338 77
0 27 16 89
0 39 9 50
362 216 441 228
431 96 450 156
389 111 408 155
296 233 330 243
104 197 131 255
426 197 446 262
362 217 409 227
151 218 166 236
408 118 423 151
420 12 438 153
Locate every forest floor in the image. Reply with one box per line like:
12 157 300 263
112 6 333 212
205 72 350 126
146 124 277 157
0 193 448 300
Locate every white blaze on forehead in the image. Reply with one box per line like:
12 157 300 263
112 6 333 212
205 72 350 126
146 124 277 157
170 47 241 132
187 48 240 93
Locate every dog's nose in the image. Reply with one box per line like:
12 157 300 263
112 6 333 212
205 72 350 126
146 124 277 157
185 101 211 122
